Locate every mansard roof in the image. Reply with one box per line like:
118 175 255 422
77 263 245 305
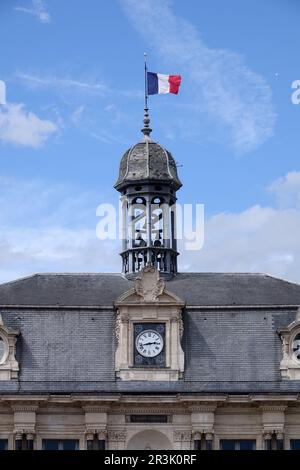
1 272 300 395
0 272 300 307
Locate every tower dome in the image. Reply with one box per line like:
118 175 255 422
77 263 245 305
114 141 182 191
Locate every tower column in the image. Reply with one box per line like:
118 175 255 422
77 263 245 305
146 195 152 263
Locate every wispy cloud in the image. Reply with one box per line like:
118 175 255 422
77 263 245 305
0 177 119 283
16 72 143 99
121 0 276 153
71 105 85 126
0 103 57 147
16 73 110 97
14 72 141 144
14 0 51 23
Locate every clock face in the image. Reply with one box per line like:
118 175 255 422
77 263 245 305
0 338 4 362
135 330 164 358
292 333 300 362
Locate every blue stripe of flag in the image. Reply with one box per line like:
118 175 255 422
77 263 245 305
147 72 158 95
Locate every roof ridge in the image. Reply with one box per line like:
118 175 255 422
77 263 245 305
263 273 300 287
0 273 38 287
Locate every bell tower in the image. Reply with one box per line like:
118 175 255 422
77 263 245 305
114 108 182 278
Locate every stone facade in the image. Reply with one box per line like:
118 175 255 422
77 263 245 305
1 395 300 449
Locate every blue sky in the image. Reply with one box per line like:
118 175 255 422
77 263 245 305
0 0 300 283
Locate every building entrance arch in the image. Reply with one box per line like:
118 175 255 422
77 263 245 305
126 430 172 450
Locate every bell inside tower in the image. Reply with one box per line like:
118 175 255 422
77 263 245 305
120 184 178 276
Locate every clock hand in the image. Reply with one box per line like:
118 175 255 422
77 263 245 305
143 341 160 346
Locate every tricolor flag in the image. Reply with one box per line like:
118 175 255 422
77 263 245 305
0 80 6 105
147 72 181 95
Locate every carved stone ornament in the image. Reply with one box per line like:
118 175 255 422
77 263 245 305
115 310 121 344
173 431 191 442
0 314 20 380
86 429 107 440
108 431 126 441
134 266 165 302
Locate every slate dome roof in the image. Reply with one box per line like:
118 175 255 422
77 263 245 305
115 140 182 191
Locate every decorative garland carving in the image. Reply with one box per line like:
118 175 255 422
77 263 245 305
108 431 126 441
173 431 191 442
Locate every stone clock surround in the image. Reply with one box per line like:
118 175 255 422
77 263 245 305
114 267 185 381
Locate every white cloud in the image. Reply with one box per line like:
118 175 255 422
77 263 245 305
268 171 300 209
121 0 276 152
0 177 119 283
1 172 300 285
14 0 50 23
179 197 300 284
0 80 6 105
0 103 57 147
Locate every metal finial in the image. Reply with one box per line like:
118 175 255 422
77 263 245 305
142 53 152 140
141 107 152 139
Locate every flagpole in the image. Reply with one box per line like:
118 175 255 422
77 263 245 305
142 52 152 139
144 52 148 110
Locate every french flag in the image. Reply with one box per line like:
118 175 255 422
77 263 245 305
147 72 181 95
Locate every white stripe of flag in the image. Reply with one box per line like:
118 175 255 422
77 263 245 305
157 74 171 94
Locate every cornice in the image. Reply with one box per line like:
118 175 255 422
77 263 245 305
186 305 300 311
11 404 39 412
0 305 113 311
2 304 298 311
250 395 299 404
82 405 111 413
189 403 217 413
260 405 288 412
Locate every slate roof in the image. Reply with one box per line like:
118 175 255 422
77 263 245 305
1 272 300 395
1 272 300 307
114 141 182 191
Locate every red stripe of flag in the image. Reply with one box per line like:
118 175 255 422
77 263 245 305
168 75 182 94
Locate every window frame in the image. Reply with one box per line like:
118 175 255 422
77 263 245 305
42 439 79 451
0 439 8 451
219 438 257 451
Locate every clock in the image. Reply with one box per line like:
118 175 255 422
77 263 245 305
135 330 164 358
0 337 5 363
134 323 165 366
292 333 300 362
